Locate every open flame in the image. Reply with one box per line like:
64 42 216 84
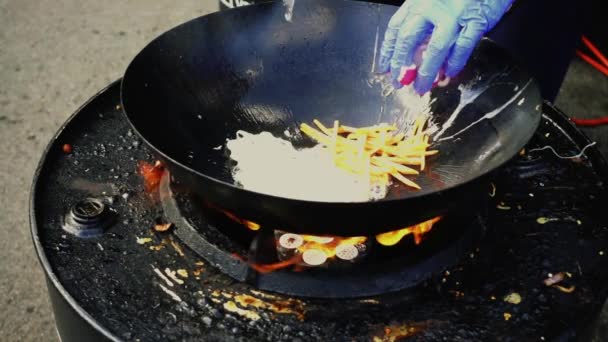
138 160 164 193
135 160 441 272
138 161 439 250
242 234 368 273
221 210 261 231
375 217 442 246
238 255 303 274
217 206 440 248
203 202 261 231
216 206 442 272
291 234 367 264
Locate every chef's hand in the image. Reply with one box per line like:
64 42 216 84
377 0 513 94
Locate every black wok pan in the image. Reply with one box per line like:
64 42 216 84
121 0 541 236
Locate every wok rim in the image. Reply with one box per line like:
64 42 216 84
120 2 543 209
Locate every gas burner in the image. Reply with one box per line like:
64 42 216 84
62 197 116 238
31 81 608 341
160 170 484 298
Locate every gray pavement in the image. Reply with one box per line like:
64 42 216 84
556 59 608 156
1 1 607 341
0 1 219 340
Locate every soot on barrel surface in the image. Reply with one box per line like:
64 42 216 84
121 0 542 235
32 80 608 341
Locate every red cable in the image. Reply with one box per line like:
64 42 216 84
569 36 608 127
576 50 608 76
570 117 608 127
582 35 608 68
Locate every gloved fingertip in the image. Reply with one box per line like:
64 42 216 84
444 62 464 79
392 78 404 89
437 76 451 88
416 88 429 96
444 69 458 79
432 71 450 88
413 78 432 96
375 66 389 75
399 65 417 86
390 67 402 84
375 56 391 74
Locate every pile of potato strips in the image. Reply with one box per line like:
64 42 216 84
299 116 438 191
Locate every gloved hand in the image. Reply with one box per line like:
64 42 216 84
377 0 513 94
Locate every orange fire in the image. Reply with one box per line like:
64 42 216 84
138 160 164 193
219 206 440 248
204 202 261 231
213 204 441 272
296 235 367 260
220 210 261 231
236 254 302 274
375 217 442 246
234 233 368 273
217 208 441 248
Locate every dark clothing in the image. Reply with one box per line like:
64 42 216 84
488 0 591 101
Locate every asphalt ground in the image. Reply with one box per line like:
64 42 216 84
1 1 607 340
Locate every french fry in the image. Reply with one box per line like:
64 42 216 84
331 120 339 157
384 160 419 175
300 116 437 195
388 133 406 144
389 156 423 165
313 119 333 136
420 136 429 171
300 123 331 145
339 124 397 134
397 150 439 157
370 165 391 176
372 157 419 175
391 171 422 190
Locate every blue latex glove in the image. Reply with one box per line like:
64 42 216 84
377 0 513 94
